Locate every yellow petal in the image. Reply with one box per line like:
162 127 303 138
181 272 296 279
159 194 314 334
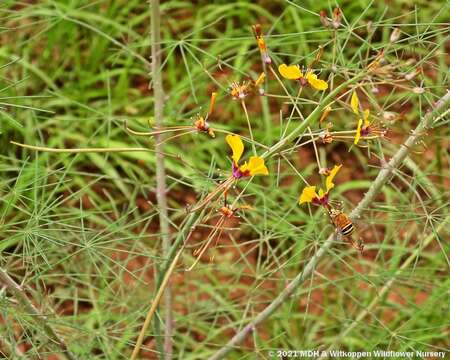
240 156 269 176
354 119 363 145
351 91 359 114
248 156 269 176
306 72 328 90
299 186 318 204
325 164 342 193
255 72 266 87
226 134 244 164
278 64 303 80
363 109 370 126
208 92 217 115
319 106 332 124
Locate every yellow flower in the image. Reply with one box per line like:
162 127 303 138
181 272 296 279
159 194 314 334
305 72 328 90
299 165 342 205
325 164 342 192
226 134 269 178
278 64 328 90
254 73 266 87
351 91 375 145
279 64 303 80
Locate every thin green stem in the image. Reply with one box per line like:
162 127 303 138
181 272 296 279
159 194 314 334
130 244 183 360
150 0 172 358
11 141 154 153
241 100 256 155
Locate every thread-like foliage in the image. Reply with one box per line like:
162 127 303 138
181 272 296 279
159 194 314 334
0 1 448 359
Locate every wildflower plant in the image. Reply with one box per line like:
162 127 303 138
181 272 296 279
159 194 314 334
1 1 449 360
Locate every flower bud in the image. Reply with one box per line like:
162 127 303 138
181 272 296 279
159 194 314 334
332 7 342 29
320 10 330 28
390 27 401 43
382 111 397 121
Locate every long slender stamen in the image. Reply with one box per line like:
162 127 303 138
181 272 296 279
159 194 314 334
189 176 234 213
124 122 191 136
186 217 225 271
155 129 198 145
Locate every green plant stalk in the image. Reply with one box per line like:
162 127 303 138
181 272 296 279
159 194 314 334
208 91 450 360
149 0 172 359
129 244 184 360
130 209 206 360
10 142 155 153
0 268 76 360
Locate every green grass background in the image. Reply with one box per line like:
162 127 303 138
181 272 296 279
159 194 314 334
0 0 449 359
